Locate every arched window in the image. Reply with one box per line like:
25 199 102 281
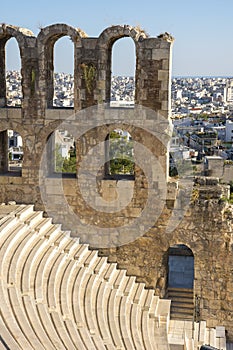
110 37 136 107
46 130 76 176
0 129 23 175
106 129 134 177
5 37 22 107
53 37 74 107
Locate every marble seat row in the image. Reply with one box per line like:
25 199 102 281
168 319 227 350
0 204 228 349
0 204 173 350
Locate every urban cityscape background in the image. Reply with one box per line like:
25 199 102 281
6 70 233 182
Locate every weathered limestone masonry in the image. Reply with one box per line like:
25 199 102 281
0 23 233 339
102 177 233 337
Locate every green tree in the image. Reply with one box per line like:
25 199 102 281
55 144 76 174
108 130 134 175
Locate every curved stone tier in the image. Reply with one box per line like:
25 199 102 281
0 204 226 349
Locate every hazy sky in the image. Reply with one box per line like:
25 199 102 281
2 0 233 76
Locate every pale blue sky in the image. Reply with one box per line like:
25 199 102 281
2 0 233 76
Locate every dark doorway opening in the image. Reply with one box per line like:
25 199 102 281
166 244 194 320
168 244 194 289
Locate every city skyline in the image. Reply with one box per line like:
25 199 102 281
1 0 233 76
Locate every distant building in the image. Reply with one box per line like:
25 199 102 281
224 78 233 103
204 156 224 177
8 130 22 148
55 130 75 158
225 120 233 142
189 129 218 153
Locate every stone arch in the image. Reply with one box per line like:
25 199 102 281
0 24 34 48
0 24 35 107
97 25 147 104
97 25 148 48
37 24 83 108
38 121 61 143
37 24 83 46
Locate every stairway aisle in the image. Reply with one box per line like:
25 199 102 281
166 287 194 321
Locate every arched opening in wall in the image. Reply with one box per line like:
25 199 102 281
0 129 23 175
105 129 134 178
5 38 22 107
166 244 194 320
46 130 76 176
110 37 136 107
53 36 74 107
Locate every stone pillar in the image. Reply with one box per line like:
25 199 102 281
20 38 38 117
96 48 111 104
76 38 98 109
136 36 173 117
46 44 54 108
0 39 7 107
0 130 8 173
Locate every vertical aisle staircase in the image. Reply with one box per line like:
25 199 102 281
166 287 194 320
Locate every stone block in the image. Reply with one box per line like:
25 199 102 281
141 38 161 49
162 59 170 70
152 49 170 60
0 176 8 184
7 108 22 119
158 70 169 81
0 108 7 119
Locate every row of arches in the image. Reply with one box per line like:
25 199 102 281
0 24 148 108
4 36 136 107
0 128 135 177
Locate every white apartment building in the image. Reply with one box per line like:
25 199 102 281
224 78 233 103
225 120 233 142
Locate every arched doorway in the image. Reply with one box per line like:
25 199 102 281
166 244 194 320
168 244 194 289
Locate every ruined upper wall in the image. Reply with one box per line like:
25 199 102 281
0 23 174 114
0 23 174 200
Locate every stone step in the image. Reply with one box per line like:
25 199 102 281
14 204 34 220
170 312 193 320
167 293 194 300
169 296 194 304
166 287 193 296
166 288 194 319
24 211 43 227
167 287 194 321
171 305 194 315
172 298 194 309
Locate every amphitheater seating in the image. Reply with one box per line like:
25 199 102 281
0 203 227 349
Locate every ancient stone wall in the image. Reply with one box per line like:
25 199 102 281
98 178 233 338
1 23 233 340
0 22 173 224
